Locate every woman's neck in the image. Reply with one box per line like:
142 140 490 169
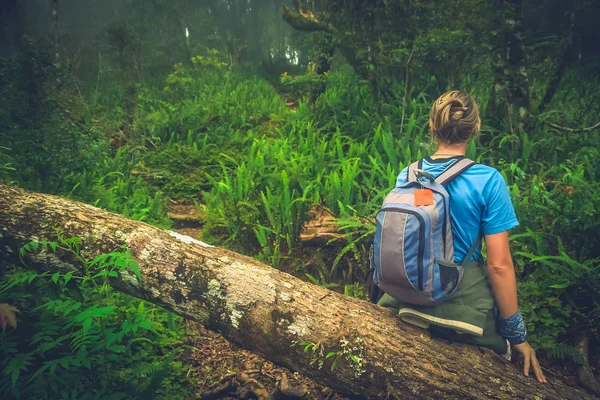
431 143 467 159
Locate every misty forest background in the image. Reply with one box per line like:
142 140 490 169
1 0 600 398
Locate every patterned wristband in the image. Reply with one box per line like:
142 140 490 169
498 310 528 345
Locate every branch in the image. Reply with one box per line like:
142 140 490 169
547 121 600 133
282 4 332 33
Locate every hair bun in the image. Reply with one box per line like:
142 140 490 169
450 106 468 121
429 91 480 145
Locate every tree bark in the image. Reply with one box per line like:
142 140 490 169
0 184 592 400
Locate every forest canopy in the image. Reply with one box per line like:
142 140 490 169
0 0 599 398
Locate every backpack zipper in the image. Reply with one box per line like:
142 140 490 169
427 188 448 257
377 207 426 291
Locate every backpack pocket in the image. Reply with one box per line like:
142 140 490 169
435 260 464 297
374 206 429 301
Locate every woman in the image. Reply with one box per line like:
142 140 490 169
378 90 546 383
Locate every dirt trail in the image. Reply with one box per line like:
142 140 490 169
168 203 204 239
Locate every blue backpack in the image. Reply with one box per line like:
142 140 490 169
371 158 481 305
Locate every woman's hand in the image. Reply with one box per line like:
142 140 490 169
513 341 547 383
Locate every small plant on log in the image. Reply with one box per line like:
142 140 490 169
294 337 366 378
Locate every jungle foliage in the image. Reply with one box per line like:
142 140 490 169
1 0 600 397
1 233 194 399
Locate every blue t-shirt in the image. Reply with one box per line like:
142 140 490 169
396 156 519 263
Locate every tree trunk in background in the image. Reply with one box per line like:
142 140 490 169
0 0 23 55
52 0 60 68
488 0 531 133
538 6 577 114
0 184 592 400
135 0 146 80
576 332 600 396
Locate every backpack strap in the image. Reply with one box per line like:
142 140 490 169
435 158 480 264
436 158 476 186
408 158 475 184
461 232 483 266
407 159 423 183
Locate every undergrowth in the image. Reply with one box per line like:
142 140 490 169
0 232 193 399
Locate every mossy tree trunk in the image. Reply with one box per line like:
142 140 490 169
282 2 383 112
0 184 592 400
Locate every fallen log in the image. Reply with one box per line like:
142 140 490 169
0 184 592 400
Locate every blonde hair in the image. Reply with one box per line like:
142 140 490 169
429 91 481 145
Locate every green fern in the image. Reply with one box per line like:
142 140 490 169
546 343 588 367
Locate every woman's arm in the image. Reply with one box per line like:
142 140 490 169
485 231 547 383
485 231 518 317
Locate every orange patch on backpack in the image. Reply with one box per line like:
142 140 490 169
414 189 434 206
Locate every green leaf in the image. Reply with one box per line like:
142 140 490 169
38 341 60 352
138 320 157 333
82 317 93 335
29 364 51 382
549 283 571 289
331 357 340 371
128 261 142 283
121 320 131 334
305 273 319 285
12 368 20 388
51 273 60 284
59 359 70 369
92 271 108 279
49 242 58 252
64 272 73 285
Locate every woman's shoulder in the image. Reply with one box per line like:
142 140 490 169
462 163 505 183
451 163 509 202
